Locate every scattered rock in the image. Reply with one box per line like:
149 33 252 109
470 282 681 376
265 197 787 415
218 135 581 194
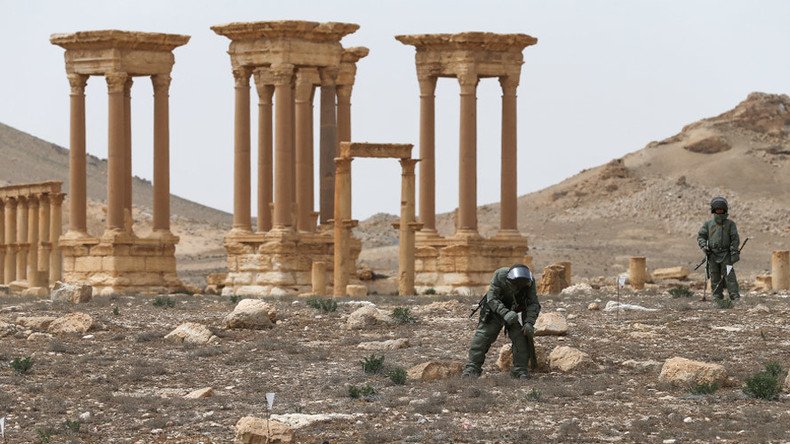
357 338 410 351
346 305 391 330
753 275 772 292
549 346 593 372
224 299 277 329
47 312 94 334
407 361 463 382
587 302 600 311
710 326 742 332
748 304 770 314
683 135 731 154
0 285 10 296
270 413 362 429
784 371 790 393
184 387 214 399
346 284 368 297
534 312 568 336
165 322 217 345
658 357 728 387
357 266 374 281
604 301 657 312
234 416 294 444
0 321 17 338
15 316 57 331
51 281 93 304
651 266 690 281
27 332 53 341
537 264 569 295
496 342 550 373
560 283 593 296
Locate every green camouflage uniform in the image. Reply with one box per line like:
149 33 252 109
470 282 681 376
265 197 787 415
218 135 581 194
463 267 541 378
697 214 741 299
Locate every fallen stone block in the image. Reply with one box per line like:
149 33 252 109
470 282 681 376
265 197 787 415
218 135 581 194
549 346 593 372
534 312 568 336
346 284 368 297
537 264 569 295
15 316 57 331
560 283 593 297
658 357 728 387
356 338 410 351
165 322 217 345
753 275 772 292
651 266 690 281
407 361 463 382
51 281 93 304
604 301 657 312
234 416 294 444
48 312 94 334
184 387 214 399
225 299 277 329
345 305 391 330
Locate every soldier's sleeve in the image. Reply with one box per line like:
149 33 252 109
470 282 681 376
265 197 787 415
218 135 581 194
729 221 740 255
523 283 541 326
485 269 511 319
697 221 709 249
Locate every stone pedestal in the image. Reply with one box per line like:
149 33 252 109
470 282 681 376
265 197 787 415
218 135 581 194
772 250 790 291
629 256 647 290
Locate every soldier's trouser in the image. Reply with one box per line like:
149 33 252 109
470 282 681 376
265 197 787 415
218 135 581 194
710 261 740 299
464 317 530 377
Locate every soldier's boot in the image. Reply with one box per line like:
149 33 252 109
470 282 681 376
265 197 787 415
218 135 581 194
462 320 502 378
726 268 740 300
508 323 531 380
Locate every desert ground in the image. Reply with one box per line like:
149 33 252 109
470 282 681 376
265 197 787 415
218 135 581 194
1 283 789 443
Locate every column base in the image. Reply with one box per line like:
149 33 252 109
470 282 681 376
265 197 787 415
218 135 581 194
416 228 443 242
493 229 525 240
61 230 93 242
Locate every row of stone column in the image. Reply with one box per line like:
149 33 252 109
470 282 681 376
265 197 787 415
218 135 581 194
417 74 520 237
65 72 172 239
0 193 63 287
231 65 356 235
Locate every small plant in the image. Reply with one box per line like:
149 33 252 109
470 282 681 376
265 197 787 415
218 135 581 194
668 286 693 298
715 298 734 309
153 296 176 308
11 356 33 375
423 288 437 295
689 382 719 395
389 367 407 385
361 354 385 374
307 297 338 313
392 307 417 324
229 295 241 304
37 429 52 444
63 419 81 433
526 388 542 402
743 362 785 400
348 384 377 399
112 306 120 316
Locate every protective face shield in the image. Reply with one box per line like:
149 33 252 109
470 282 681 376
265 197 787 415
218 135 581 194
506 265 533 290
710 197 728 214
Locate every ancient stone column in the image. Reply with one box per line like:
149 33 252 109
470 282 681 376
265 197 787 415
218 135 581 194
336 85 352 144
629 256 647 290
499 75 519 235
232 67 252 234
38 194 51 279
123 77 134 232
333 157 352 296
254 71 274 232
3 197 16 283
106 72 128 232
16 196 28 281
67 73 88 237
772 250 790 291
0 201 5 284
417 75 437 236
558 260 571 286
295 69 318 232
271 64 295 229
399 158 418 296
50 193 64 283
319 68 338 226
457 70 478 234
26 196 40 286
290 80 297 226
312 260 327 295
152 74 172 235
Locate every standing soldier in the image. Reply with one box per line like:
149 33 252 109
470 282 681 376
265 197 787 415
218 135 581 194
697 196 741 301
462 264 541 379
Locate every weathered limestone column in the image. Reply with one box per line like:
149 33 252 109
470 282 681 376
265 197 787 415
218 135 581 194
399 158 418 296
319 68 338 225
26 197 40 286
558 260 571 286
312 260 327 295
417 75 437 236
231 67 252 234
254 70 274 233
289 80 297 226
38 194 51 279
295 68 318 232
457 70 478 234
772 250 790 290
0 201 5 283
629 256 647 290
152 74 172 235
123 77 134 231
3 197 16 283
333 157 352 296
66 73 88 237
50 194 64 283
336 85 352 144
16 196 28 281
271 64 295 229
106 72 128 232
499 75 519 235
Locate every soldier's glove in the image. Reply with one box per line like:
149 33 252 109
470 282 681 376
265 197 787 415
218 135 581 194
701 245 711 254
503 311 519 326
521 322 535 338
731 253 740 264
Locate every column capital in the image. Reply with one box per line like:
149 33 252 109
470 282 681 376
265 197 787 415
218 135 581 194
270 64 295 86
232 66 252 88
37 193 50 205
2 196 16 205
123 76 134 96
67 73 88 95
319 67 339 86
49 193 66 206
152 74 172 93
295 68 320 102
106 72 129 93
253 68 274 100
399 158 419 175
336 84 353 101
499 75 519 95
27 195 39 207
457 69 478 94
334 156 353 173
418 76 437 97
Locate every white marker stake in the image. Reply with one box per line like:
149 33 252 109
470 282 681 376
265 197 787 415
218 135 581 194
266 393 275 410
726 265 733 275
618 275 627 288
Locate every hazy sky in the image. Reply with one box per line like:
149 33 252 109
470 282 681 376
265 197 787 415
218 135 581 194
1 0 789 220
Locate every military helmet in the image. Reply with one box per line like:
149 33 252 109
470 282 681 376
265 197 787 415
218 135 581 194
506 264 533 289
710 196 728 214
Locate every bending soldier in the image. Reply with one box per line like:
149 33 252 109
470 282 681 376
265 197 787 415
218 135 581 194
697 196 741 301
462 264 541 379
